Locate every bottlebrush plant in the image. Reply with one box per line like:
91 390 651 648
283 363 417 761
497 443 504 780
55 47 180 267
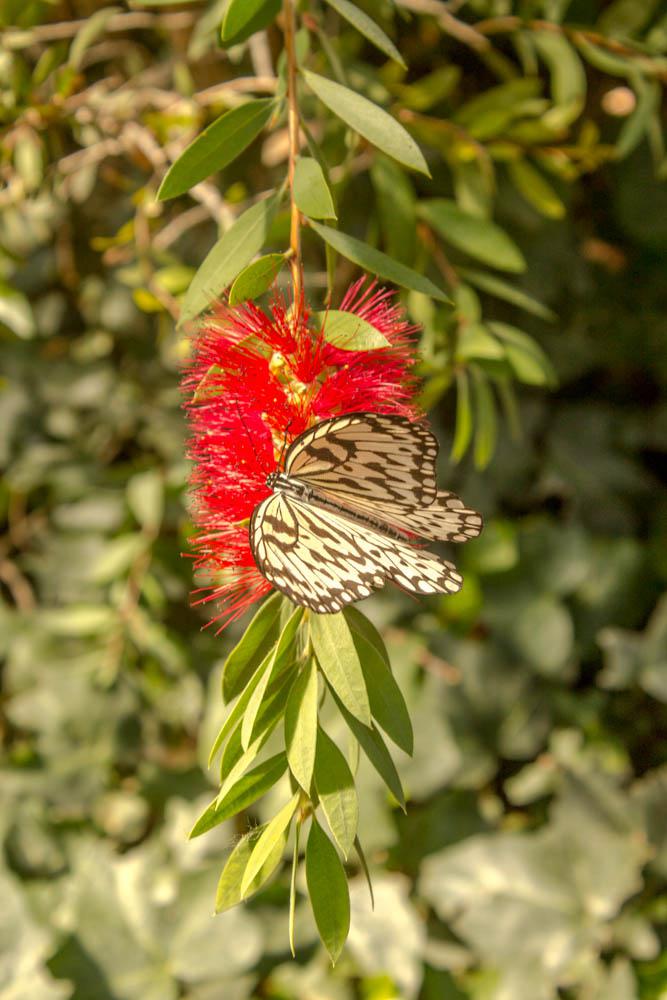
161 0 535 962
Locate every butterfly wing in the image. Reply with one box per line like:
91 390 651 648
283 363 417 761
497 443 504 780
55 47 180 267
284 411 439 508
249 493 462 613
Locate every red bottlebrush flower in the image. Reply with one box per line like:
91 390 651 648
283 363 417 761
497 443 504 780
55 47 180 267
183 279 418 630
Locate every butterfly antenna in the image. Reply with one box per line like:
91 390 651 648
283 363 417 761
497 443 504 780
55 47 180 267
278 419 293 470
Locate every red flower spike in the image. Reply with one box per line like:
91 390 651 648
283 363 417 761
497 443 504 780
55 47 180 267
183 281 419 630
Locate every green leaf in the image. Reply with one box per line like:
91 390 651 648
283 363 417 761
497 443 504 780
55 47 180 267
472 367 497 470
180 193 280 323
314 726 358 858
354 835 375 909
241 606 303 749
451 369 473 462
344 608 413 755
158 99 276 201
314 309 390 350
215 824 285 912
217 727 274 805
306 817 350 965
615 78 661 160
222 591 283 704
189 753 288 838
489 321 557 387
371 155 417 266
460 268 556 322
533 31 586 126
342 606 390 663
457 323 505 362
294 158 337 220
241 791 299 897
221 0 281 47
332 691 406 810
310 612 371 726
285 658 319 792
210 644 279 767
418 199 526 273
303 69 429 176
309 221 449 302
507 159 566 220
323 0 405 67
228 253 285 305
69 6 119 69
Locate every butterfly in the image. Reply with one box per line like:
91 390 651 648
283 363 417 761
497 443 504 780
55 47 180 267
249 411 483 613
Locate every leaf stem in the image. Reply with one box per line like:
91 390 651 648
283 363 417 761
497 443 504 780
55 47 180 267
283 0 303 303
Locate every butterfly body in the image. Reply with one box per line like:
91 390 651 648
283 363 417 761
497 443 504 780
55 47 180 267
249 412 483 614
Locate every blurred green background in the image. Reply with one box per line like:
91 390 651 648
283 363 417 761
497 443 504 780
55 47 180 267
1 1 667 998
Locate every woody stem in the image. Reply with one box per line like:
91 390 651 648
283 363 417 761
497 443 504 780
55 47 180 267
283 0 302 303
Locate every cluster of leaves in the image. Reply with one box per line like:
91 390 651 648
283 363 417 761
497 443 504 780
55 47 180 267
1 0 667 997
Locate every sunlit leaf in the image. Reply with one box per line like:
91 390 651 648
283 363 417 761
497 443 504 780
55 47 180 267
323 0 405 67
221 0 281 47
306 816 350 964
314 726 358 858
294 157 337 220
310 612 371 726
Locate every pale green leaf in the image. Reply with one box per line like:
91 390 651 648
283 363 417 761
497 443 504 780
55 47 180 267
294 158 337 220
189 753 287 838
472 367 497 470
451 368 473 462
222 591 283 704
489 321 557 387
507 159 566 220
314 726 358 858
215 824 285 912
303 69 429 176
285 658 319 792
323 0 405 67
69 7 119 69
306 817 350 965
310 612 371 726
241 791 299 897
241 606 303 749
314 309 390 350
229 253 285 305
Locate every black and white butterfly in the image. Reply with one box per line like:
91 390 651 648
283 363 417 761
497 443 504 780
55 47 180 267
249 412 483 613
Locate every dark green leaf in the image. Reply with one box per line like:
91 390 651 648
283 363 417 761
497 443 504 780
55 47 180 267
331 691 406 810
189 753 287 838
309 221 449 302
460 268 556 322
158 99 276 201
180 193 280 323
221 0 281 47
222 591 283 704
354 835 375 909
228 253 285 305
306 817 350 965
314 726 358 858
344 611 413 754
241 791 299 896
418 199 526 273
285 657 319 792
323 0 405 67
294 158 337 220
303 70 429 176
310 612 371 725
314 309 390 350
215 824 285 912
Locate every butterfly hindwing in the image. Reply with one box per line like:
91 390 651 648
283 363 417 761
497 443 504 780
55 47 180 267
250 493 463 613
284 411 438 508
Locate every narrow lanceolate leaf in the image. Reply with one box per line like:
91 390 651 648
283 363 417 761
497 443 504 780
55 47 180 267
310 612 371 726
229 254 285 305
215 824 285 913
158 99 276 201
241 792 300 897
418 199 526 273
344 611 413 755
303 70 429 176
315 310 390 350
314 727 358 858
371 155 417 266
217 728 273 805
221 0 281 47
222 592 283 703
489 321 557 387
189 753 287 838
285 658 319 792
332 691 406 811
241 607 303 749
460 268 556 322
294 158 337 220
323 0 405 67
306 817 350 965
451 368 473 462
180 193 280 324
309 221 449 303
472 367 497 470
289 819 301 957
354 836 375 909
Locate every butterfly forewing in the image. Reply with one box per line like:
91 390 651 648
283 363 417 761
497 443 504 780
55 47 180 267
250 493 463 613
284 412 439 508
